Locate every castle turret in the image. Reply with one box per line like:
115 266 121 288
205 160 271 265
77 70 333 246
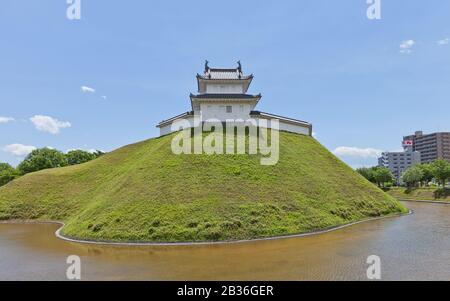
157 61 312 137
190 61 261 120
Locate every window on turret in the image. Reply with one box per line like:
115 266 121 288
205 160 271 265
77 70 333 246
226 106 232 113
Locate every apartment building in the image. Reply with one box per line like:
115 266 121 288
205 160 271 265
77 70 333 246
403 131 450 163
378 147 421 184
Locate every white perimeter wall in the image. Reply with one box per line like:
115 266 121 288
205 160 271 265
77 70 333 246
159 116 310 137
253 118 311 136
159 116 196 136
278 121 311 136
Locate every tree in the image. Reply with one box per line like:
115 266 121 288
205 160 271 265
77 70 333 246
356 167 376 183
92 150 106 158
66 150 96 165
0 163 19 187
0 163 13 172
431 159 450 188
401 166 424 188
17 148 68 174
417 164 434 186
374 167 394 187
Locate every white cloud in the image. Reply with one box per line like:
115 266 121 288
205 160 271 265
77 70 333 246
437 38 449 45
81 86 96 93
349 164 372 170
3 144 36 157
30 115 71 134
399 40 415 54
0 117 15 124
333 146 383 159
66 148 103 154
101 95 107 100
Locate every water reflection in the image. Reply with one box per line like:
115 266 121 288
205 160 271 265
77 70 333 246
1 202 449 280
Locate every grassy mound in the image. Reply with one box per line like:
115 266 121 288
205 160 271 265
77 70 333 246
0 132 407 243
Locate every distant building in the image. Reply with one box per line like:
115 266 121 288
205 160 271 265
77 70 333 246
378 143 421 184
403 131 450 163
378 130 450 183
157 61 312 136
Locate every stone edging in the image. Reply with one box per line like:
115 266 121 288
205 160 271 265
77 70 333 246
1 210 413 247
60 210 412 246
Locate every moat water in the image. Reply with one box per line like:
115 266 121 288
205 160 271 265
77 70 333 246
0 202 449 280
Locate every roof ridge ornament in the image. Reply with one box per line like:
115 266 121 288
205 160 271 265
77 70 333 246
237 61 242 79
204 60 210 73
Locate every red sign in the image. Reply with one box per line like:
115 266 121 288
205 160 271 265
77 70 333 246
403 140 413 146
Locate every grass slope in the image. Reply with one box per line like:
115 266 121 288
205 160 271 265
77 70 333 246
0 132 407 243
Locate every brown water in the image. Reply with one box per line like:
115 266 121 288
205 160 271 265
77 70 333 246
1 202 449 281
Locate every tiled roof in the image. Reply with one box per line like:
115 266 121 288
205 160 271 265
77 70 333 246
198 68 253 80
157 111 194 127
250 111 311 126
198 61 253 80
205 69 251 79
190 93 261 100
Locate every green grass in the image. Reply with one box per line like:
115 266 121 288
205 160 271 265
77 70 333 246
0 132 407 243
387 187 450 202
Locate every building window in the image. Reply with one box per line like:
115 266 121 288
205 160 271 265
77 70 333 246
226 106 232 113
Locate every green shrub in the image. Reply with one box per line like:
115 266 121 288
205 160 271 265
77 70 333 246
434 188 450 199
0 163 19 187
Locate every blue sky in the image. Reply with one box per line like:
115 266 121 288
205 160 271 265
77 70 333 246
1 0 449 167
